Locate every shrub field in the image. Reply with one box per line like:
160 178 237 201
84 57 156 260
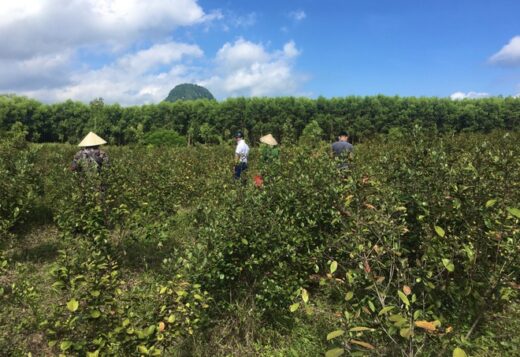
1 129 519 356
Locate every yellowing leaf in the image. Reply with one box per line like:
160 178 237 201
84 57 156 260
158 322 165 332
434 226 446 237
345 291 354 301
349 326 373 332
400 327 412 338
330 261 338 274
325 348 344 357
350 339 375 350
327 329 345 340
378 306 394 316
403 285 412 296
398 290 410 306
66 299 79 312
289 302 300 312
453 347 468 357
302 288 309 303
414 320 437 331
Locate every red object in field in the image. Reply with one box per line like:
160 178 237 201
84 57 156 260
254 175 264 187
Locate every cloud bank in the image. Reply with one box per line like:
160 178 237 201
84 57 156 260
489 36 520 67
0 0 306 105
450 91 490 100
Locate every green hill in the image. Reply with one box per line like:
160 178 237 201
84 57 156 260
163 83 215 102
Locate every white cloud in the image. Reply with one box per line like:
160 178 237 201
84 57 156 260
289 10 306 21
216 39 270 69
489 36 520 67
20 41 204 105
116 42 203 74
0 2 308 104
0 0 216 59
231 12 257 28
203 39 306 97
450 91 490 100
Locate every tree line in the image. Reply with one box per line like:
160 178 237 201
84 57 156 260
1 94 519 145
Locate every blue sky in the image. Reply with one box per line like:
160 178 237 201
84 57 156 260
0 0 519 104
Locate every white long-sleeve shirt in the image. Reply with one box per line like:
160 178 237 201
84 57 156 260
235 139 250 163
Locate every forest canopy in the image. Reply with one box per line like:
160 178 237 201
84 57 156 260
0 94 519 145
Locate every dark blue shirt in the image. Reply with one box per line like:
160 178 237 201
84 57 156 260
332 141 354 158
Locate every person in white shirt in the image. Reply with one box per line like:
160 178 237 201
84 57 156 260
234 131 250 180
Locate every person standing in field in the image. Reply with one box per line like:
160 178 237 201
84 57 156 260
255 134 279 187
233 131 249 180
331 130 354 169
71 131 110 173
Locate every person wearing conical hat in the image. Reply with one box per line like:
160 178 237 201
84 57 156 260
70 132 109 173
256 134 280 187
259 134 279 163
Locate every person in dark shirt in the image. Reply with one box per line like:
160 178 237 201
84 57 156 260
331 131 354 169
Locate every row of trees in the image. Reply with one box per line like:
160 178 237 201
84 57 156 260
1 94 519 145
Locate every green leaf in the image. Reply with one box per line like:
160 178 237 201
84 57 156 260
434 226 445 237
325 348 344 357
167 314 175 323
345 291 354 301
90 290 100 297
86 351 100 357
241 238 248 245
66 299 79 312
330 261 338 274
378 306 395 316
442 258 455 272
453 347 468 357
301 288 309 303
485 199 497 208
368 300 375 312
60 341 72 351
289 303 300 312
138 345 149 355
389 314 406 323
90 310 101 318
349 326 373 332
327 329 345 340
398 290 410 306
507 207 520 218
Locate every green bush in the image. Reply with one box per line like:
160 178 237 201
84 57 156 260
143 129 186 147
0 124 40 239
195 147 343 318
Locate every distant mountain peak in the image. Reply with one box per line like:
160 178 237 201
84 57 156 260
163 83 215 102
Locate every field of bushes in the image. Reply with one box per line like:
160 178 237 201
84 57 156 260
1 127 519 356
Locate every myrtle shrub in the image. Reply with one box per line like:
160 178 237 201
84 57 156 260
298 131 520 356
0 125 40 239
195 147 344 317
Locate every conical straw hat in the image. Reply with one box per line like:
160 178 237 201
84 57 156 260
78 132 107 147
259 134 278 146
